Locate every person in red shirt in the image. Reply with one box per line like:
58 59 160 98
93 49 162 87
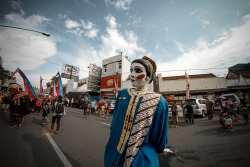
35 98 43 114
106 104 111 118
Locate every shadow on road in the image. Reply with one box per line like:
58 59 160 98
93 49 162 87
22 133 81 167
0 112 10 125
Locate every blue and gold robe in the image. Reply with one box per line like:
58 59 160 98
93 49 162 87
104 88 168 167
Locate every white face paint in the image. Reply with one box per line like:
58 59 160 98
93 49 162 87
130 62 150 91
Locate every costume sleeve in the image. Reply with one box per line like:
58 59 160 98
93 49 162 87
149 95 168 153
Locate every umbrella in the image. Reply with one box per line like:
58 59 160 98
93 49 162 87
11 92 28 102
212 96 226 100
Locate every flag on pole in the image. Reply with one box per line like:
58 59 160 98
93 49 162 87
40 76 44 96
185 71 190 99
113 78 118 98
57 72 64 97
12 68 38 101
52 80 57 100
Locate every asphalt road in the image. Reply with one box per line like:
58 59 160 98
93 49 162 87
0 107 249 167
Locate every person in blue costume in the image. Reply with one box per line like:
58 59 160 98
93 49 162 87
104 56 168 167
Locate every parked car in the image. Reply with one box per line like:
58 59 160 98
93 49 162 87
107 100 116 113
184 99 207 117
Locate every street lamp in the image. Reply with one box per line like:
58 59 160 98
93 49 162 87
0 24 50 37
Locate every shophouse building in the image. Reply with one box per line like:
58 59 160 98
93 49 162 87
157 73 228 100
99 53 131 100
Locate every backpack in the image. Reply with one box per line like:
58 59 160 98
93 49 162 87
56 102 64 114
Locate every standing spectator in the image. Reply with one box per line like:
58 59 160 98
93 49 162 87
171 101 178 128
224 102 233 118
184 101 194 124
50 96 65 134
231 98 240 121
70 98 74 107
63 97 68 108
83 100 88 115
223 115 234 132
206 98 214 120
95 101 99 113
86 102 91 119
100 104 105 118
42 104 49 126
106 103 111 118
35 98 43 114
236 91 246 107
91 100 96 113
239 103 248 125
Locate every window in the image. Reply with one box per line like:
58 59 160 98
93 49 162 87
104 65 107 72
119 62 122 69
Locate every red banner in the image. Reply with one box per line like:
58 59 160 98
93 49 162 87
100 75 121 89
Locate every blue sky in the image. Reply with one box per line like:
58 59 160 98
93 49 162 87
0 0 250 88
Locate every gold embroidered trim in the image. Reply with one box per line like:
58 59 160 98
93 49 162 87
124 92 161 167
116 89 144 154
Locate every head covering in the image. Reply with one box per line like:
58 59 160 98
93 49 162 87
131 56 157 83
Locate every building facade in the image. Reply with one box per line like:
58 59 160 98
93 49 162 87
99 53 131 100
226 63 250 106
157 73 228 100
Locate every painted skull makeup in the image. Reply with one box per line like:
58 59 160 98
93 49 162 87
130 63 149 90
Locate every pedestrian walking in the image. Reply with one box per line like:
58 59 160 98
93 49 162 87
50 96 65 134
184 101 194 124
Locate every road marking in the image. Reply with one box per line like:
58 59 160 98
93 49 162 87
45 133 73 167
101 122 111 126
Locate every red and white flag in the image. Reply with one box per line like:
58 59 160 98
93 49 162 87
113 78 118 98
185 71 190 99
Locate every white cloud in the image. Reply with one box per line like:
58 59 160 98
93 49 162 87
65 19 99 38
201 19 210 29
174 41 185 53
66 27 84 36
99 15 145 59
243 14 250 20
0 13 56 72
105 0 133 10
105 14 119 29
65 19 80 29
73 14 146 76
83 21 95 30
157 18 250 77
85 28 99 38
189 10 196 16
